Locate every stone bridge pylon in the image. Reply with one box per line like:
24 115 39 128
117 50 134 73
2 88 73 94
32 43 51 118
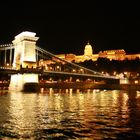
12 31 39 69
9 31 39 92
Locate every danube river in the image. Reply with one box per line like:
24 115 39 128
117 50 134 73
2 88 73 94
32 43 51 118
0 89 140 139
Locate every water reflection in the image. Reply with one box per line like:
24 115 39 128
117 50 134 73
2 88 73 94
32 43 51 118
0 89 140 139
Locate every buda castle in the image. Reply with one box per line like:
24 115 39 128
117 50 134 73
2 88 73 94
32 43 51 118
55 42 140 63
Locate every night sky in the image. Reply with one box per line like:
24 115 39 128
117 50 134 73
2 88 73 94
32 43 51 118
0 1 140 55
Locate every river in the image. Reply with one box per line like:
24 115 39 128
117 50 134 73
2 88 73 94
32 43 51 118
0 89 140 139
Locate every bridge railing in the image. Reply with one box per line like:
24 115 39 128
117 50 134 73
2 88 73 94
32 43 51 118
0 66 16 70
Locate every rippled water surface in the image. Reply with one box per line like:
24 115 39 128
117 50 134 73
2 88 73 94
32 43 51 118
0 89 140 139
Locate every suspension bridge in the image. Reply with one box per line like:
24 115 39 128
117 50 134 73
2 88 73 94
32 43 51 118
0 31 119 91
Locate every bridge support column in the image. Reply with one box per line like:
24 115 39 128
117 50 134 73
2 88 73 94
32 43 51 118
8 31 40 92
9 73 39 92
4 49 7 66
9 47 12 67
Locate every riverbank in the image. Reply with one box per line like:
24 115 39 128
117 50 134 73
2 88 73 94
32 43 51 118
39 82 140 91
1 82 140 91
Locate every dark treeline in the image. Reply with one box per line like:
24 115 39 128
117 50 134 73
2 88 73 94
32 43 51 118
75 57 140 74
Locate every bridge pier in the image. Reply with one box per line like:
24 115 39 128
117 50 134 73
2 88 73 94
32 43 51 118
9 73 39 92
8 31 40 92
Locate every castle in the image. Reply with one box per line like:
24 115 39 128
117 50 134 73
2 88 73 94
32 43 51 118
39 42 140 66
55 42 140 63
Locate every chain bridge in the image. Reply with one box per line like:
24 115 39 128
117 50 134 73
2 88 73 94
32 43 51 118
0 31 119 91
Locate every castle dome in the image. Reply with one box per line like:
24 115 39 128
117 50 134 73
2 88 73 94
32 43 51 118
84 41 93 56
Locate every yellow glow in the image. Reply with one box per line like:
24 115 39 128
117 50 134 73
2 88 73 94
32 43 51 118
72 69 76 72
23 74 38 83
8 92 37 136
66 89 69 93
40 88 44 93
113 71 116 75
136 91 140 98
9 74 39 91
120 92 129 116
76 79 80 82
84 42 93 56
124 72 127 75
12 31 38 69
49 88 53 94
69 88 73 94
6 63 9 66
45 66 48 70
135 80 138 84
101 71 104 74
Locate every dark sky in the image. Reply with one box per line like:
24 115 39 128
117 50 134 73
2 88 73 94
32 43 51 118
0 1 140 55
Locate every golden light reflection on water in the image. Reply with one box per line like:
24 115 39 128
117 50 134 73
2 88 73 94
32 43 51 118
122 92 129 112
8 92 38 137
0 89 140 139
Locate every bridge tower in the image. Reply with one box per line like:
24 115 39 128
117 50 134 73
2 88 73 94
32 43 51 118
9 31 39 92
12 31 39 69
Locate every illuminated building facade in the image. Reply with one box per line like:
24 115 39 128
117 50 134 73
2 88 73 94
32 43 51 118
55 42 99 63
98 49 126 61
39 42 140 66
57 42 140 62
